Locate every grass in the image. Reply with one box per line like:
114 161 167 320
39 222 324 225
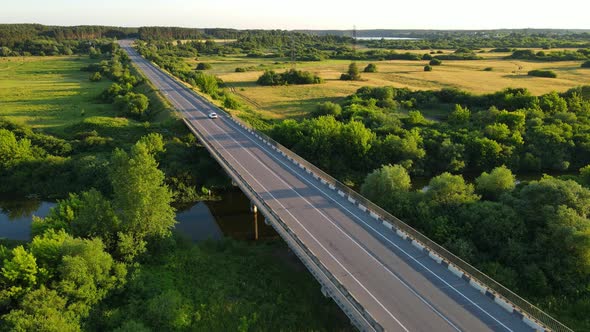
89 238 352 331
0 56 117 134
186 50 590 120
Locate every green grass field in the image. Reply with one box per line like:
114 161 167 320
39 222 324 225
187 49 590 120
0 56 117 133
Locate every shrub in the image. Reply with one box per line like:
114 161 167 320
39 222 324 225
364 63 378 73
429 58 442 66
223 94 241 109
89 72 102 82
340 62 361 81
235 67 246 72
582 61 590 68
313 102 342 117
483 67 493 71
527 70 557 78
422 54 433 60
424 65 433 72
257 69 322 86
196 62 212 70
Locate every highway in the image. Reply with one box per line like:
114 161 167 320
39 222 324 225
120 40 534 332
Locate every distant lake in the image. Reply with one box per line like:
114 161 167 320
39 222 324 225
356 37 420 40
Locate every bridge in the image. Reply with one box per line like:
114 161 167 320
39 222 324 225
120 40 570 332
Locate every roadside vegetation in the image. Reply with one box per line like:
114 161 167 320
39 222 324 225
3 24 590 330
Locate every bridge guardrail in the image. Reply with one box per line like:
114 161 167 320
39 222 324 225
222 116 572 332
181 118 384 332
137 46 571 331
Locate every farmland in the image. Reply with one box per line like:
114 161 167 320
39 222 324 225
186 49 590 120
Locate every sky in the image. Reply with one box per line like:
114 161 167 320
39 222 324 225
1 0 589 30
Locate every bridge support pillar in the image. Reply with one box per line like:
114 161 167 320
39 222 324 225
253 209 259 241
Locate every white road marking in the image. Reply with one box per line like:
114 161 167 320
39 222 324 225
127 45 521 332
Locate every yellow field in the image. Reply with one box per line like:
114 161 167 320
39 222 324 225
186 50 590 119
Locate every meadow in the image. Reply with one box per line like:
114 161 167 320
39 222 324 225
187 49 590 120
0 56 118 133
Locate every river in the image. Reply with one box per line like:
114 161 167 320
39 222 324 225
0 189 278 242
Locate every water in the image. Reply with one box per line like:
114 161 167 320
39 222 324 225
355 37 420 40
0 189 278 242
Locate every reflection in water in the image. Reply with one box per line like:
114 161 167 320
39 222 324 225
0 189 279 242
0 199 55 241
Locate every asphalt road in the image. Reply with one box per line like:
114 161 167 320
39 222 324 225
120 40 534 332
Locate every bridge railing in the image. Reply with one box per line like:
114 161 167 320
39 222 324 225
181 118 384 332
221 113 572 332
138 45 570 331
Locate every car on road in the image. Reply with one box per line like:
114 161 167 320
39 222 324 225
208 112 218 119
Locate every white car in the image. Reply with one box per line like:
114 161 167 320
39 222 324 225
208 112 218 119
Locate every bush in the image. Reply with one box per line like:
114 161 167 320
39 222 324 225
235 67 246 72
429 58 442 66
89 72 102 82
527 70 557 78
312 102 342 117
196 62 212 70
223 94 241 109
582 61 590 68
424 65 433 72
257 69 322 86
483 67 493 71
364 63 377 73
422 54 433 60
340 62 361 81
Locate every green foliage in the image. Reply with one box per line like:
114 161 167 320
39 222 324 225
475 165 516 199
361 165 411 206
223 93 241 109
0 246 38 303
429 58 442 66
364 63 377 72
110 136 176 260
426 173 480 206
424 64 432 71
114 92 149 117
581 165 590 186
2 287 81 332
528 70 557 78
257 69 322 86
195 62 212 70
312 101 342 117
582 61 590 68
448 104 470 125
340 62 361 81
89 72 102 82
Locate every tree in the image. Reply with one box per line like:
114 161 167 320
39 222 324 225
114 92 149 117
426 173 480 206
0 246 38 303
475 165 516 200
340 62 361 81
364 63 377 72
429 58 442 66
448 104 470 125
70 189 120 249
424 65 432 72
1 287 81 332
195 62 211 70
361 165 411 207
89 72 102 82
582 60 590 68
581 164 590 186
312 102 342 117
110 136 176 260
0 129 34 169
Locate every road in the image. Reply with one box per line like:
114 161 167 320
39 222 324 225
120 40 534 332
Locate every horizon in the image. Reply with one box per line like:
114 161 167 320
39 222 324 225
3 23 590 32
1 0 588 30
